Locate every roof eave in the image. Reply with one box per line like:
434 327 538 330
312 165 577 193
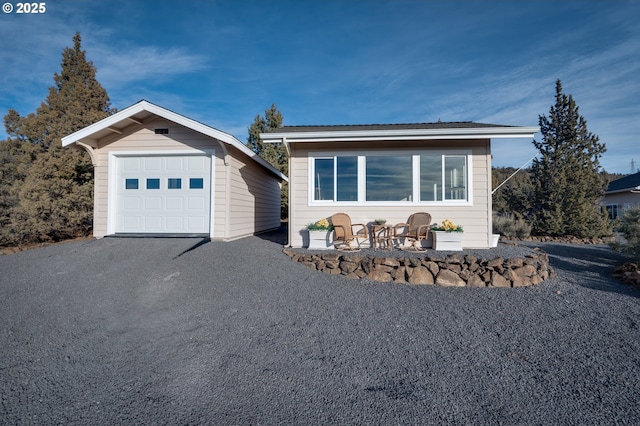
61 100 287 182
260 126 539 143
606 186 640 195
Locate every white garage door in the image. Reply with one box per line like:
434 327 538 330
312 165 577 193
115 155 211 234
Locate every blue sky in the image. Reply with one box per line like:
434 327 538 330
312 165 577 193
1 0 638 173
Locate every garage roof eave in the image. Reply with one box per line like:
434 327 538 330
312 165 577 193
61 100 287 182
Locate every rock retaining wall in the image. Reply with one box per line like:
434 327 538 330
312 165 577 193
284 249 555 287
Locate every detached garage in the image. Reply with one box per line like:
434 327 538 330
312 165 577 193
62 100 286 240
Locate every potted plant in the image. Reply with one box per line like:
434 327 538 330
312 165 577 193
430 219 464 251
306 218 334 250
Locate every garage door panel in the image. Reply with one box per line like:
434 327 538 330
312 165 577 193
166 157 183 171
187 157 207 171
165 216 184 230
122 216 142 231
115 155 211 234
123 197 141 210
187 196 206 210
144 157 162 171
144 196 162 210
187 216 207 230
144 216 162 231
122 157 141 171
165 197 184 210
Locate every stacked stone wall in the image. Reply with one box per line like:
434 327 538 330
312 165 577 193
284 249 554 287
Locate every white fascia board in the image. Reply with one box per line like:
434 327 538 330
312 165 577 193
62 100 287 182
606 186 640 195
61 101 148 147
261 126 539 143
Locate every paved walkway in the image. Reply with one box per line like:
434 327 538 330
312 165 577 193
1 229 639 424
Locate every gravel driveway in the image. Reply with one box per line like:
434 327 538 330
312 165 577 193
1 229 639 425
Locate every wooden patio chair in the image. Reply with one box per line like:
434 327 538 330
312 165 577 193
330 213 368 251
394 212 432 251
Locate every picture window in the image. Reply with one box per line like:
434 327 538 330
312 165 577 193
310 152 470 205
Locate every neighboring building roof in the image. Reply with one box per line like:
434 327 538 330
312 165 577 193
260 121 539 146
61 100 287 181
606 171 640 194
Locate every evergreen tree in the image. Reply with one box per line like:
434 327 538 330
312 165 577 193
0 138 38 245
529 80 611 237
247 104 288 217
0 32 114 245
492 166 534 218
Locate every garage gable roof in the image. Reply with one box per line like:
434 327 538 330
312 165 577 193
61 100 287 181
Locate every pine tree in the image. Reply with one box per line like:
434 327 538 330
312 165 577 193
530 80 611 238
0 33 114 245
0 138 38 245
247 104 288 217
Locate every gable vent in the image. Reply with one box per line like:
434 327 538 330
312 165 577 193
154 128 169 135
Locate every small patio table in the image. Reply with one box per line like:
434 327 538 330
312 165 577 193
371 223 393 251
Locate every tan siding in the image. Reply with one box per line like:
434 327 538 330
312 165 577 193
602 192 640 208
289 139 493 248
225 146 281 240
212 151 228 240
91 118 218 237
88 117 281 240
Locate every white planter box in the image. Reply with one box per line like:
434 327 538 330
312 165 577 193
307 230 334 250
431 231 463 251
491 234 500 247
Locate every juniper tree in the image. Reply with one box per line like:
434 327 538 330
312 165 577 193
247 104 288 217
0 33 114 244
530 80 611 238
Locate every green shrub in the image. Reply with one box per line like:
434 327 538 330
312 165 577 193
493 213 532 238
611 207 640 260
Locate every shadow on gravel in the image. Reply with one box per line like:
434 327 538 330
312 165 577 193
173 238 211 259
532 243 639 298
255 223 288 245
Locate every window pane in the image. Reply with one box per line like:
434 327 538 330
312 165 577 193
420 155 442 201
445 156 466 200
146 178 160 189
366 156 412 201
168 178 182 189
336 156 357 201
189 178 204 189
125 178 138 190
314 158 334 200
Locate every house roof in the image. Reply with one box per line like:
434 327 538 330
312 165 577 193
260 121 539 145
606 171 640 194
61 100 287 181
269 121 513 132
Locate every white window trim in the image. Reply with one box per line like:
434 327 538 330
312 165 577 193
307 149 473 207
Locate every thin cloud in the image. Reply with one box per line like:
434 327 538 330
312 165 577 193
89 44 209 88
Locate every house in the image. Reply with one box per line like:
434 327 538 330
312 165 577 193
261 122 538 249
62 100 286 240
601 171 640 219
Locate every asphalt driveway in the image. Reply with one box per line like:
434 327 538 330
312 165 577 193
1 228 639 425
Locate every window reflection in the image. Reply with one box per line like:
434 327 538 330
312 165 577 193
366 156 412 201
445 156 466 200
336 156 357 201
314 158 334 200
420 155 442 201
